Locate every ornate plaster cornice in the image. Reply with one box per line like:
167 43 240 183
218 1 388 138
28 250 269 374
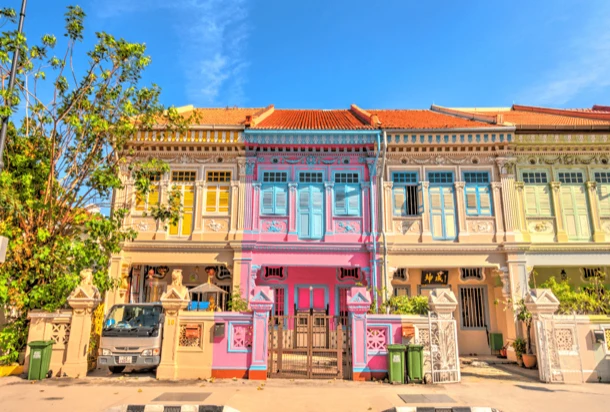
516 153 610 166
123 241 234 252
513 133 610 146
386 244 505 254
386 153 499 166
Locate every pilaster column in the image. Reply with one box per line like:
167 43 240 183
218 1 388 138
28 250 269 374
193 181 205 235
249 287 274 380
248 265 260 301
156 178 170 239
514 182 531 242
495 157 519 242
252 183 261 232
324 181 334 235
230 182 239 233
491 182 505 242
550 181 568 242
454 181 467 241
421 181 432 242
63 270 101 378
244 159 256 231
361 182 371 235
288 183 298 234
157 270 190 380
383 181 393 233
237 156 247 231
346 287 372 381
586 181 605 242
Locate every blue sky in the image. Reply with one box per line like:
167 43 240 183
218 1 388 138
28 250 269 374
6 0 610 109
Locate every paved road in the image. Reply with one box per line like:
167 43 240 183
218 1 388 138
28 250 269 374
0 364 608 412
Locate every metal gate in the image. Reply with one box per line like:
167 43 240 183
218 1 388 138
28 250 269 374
427 312 460 383
536 314 584 383
268 312 350 379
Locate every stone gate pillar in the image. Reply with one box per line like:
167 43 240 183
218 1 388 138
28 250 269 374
525 288 560 382
63 269 101 378
249 286 274 380
157 270 190 380
346 287 372 381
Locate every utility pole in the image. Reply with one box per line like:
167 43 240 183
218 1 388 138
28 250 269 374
0 0 27 263
0 0 28 171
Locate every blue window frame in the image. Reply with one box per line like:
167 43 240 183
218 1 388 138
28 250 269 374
427 171 457 240
392 171 421 216
463 172 492 216
298 172 324 239
261 171 288 215
334 172 360 216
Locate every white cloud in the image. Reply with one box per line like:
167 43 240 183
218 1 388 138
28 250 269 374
97 0 250 106
520 6 610 106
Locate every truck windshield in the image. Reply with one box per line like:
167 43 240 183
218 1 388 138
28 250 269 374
104 305 162 331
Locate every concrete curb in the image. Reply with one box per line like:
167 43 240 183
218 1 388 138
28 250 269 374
383 408 499 412
107 406 240 412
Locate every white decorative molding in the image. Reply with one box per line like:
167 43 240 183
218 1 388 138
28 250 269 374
387 154 495 165
528 219 554 234
467 220 493 233
136 220 149 232
207 220 223 232
394 220 421 235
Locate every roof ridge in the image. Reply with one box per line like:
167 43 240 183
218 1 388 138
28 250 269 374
430 104 500 125
349 104 380 127
512 104 610 121
592 104 610 112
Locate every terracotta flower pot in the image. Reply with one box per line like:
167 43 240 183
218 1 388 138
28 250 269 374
522 353 537 369
499 348 507 358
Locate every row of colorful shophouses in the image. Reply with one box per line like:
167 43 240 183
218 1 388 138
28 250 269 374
26 104 610 385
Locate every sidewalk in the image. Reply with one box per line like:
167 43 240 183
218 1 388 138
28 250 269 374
0 365 608 412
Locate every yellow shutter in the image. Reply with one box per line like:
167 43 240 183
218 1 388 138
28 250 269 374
218 187 230 213
169 185 181 235
181 186 194 236
135 192 146 211
524 185 538 215
149 186 159 207
206 186 218 212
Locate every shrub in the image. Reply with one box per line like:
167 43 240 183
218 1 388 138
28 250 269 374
227 290 250 312
385 295 429 315
512 337 526 360
539 276 610 315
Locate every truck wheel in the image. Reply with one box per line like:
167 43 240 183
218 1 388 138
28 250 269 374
109 366 126 374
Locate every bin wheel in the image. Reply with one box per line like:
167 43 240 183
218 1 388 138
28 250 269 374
405 376 410 384
46 370 53 379
109 366 126 374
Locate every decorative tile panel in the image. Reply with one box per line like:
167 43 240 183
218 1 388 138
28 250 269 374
232 324 253 350
179 324 202 347
554 328 575 352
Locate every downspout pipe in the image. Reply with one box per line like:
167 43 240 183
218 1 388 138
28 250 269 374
379 130 389 303
370 133 381 311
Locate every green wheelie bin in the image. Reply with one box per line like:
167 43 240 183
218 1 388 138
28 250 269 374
406 344 424 383
386 344 406 384
27 340 54 380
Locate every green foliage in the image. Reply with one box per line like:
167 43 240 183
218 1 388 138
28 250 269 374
512 337 526 360
0 5 193 364
384 295 429 315
514 299 533 355
227 290 250 313
539 274 610 315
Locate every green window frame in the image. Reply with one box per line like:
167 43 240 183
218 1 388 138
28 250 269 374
463 172 492 216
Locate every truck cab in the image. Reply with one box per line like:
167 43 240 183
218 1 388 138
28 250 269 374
98 303 163 374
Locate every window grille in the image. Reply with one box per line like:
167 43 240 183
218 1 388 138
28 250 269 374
262 172 288 183
393 286 410 297
171 170 197 182
558 172 584 184
595 172 610 184
206 171 231 182
583 267 603 279
460 268 483 281
299 172 323 183
393 268 407 280
338 288 349 322
464 172 489 184
393 172 420 216
459 286 487 329
264 267 285 280
273 287 285 317
522 172 548 184
218 285 231 311
334 173 359 184
428 172 453 184
338 268 359 280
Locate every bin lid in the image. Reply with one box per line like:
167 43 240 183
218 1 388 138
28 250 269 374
28 340 55 348
407 344 424 350
386 344 407 350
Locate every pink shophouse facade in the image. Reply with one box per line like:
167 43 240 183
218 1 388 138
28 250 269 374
239 106 382 320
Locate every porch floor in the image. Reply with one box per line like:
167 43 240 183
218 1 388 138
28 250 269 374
460 355 517 366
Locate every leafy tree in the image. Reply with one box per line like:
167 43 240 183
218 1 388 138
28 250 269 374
0 5 191 364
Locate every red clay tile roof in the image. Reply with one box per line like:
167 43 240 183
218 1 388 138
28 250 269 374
445 105 610 128
369 109 497 129
252 109 374 130
188 107 262 125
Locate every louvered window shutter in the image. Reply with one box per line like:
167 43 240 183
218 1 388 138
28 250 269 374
169 184 182 235
574 185 590 238
206 186 217 212
393 187 406 216
417 183 424 215
299 188 310 238
347 185 360 216
524 185 539 215
479 185 492 215
429 186 444 239
537 185 552 216
149 186 159 208
598 184 610 217
181 186 194 236
443 186 457 239
275 186 287 215
561 186 577 237
218 187 230 213
465 186 478 215
335 185 347 215
135 193 146 211
261 186 274 215
311 186 324 239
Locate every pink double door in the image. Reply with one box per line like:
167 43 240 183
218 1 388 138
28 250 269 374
297 286 326 312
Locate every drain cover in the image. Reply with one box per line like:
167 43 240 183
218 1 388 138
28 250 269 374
152 392 211 402
399 394 456 404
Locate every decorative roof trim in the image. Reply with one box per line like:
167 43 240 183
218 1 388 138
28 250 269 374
513 104 610 121
244 130 379 145
430 104 500 125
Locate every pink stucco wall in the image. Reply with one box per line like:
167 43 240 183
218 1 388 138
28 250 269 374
365 315 403 372
212 313 253 371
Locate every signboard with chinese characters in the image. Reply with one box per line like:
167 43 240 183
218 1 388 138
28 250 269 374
421 270 449 285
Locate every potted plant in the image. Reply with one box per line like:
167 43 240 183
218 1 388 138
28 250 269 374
515 299 537 368
511 337 526 366
499 344 508 359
